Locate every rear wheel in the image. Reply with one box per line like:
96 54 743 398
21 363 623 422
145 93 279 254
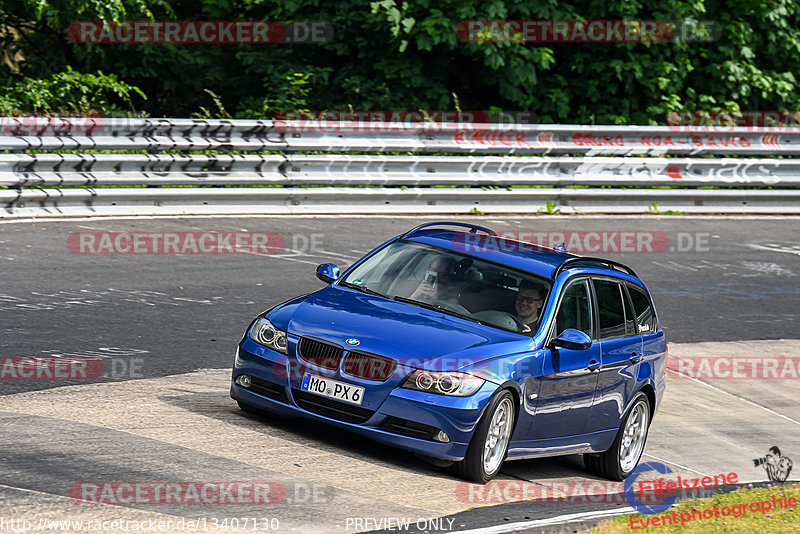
584 392 650 480
452 391 515 482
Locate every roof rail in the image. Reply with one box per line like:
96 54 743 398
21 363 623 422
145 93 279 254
399 221 497 239
553 256 638 279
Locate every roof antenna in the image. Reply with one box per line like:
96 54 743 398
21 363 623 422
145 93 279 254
554 242 568 254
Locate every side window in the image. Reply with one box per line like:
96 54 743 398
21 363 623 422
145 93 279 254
622 288 636 336
593 279 627 340
627 285 657 334
554 279 593 338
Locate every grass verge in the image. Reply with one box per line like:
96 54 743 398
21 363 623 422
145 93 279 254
589 483 799 533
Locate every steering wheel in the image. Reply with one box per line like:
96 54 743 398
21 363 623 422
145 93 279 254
509 314 531 333
493 311 527 332
471 310 529 333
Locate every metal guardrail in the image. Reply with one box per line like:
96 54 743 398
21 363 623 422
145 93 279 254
2 117 798 154
0 154 795 188
1 118 799 217
3 187 800 217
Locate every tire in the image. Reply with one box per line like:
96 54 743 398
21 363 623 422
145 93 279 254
584 392 650 480
452 390 516 482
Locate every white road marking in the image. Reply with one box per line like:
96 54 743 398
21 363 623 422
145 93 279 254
449 507 637 534
316 249 359 261
238 248 321 266
3 214 800 225
739 261 794 276
642 454 709 477
682 376 800 426
666 345 800 427
0 483 63 498
742 243 800 255
655 260 698 272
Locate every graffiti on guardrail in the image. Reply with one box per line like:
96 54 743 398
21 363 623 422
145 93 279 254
446 129 760 151
1 153 787 187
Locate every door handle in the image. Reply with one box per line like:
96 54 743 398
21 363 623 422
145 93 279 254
630 352 643 363
587 359 601 371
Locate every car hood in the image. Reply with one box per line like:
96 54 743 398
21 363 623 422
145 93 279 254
276 285 532 371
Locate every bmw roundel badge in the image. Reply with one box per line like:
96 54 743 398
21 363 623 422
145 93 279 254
346 338 360 346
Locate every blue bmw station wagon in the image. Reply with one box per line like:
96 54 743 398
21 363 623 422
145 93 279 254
231 222 667 482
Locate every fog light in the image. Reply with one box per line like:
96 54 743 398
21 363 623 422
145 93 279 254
434 430 450 443
236 374 252 388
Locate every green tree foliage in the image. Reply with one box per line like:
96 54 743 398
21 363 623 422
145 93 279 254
1 0 799 122
0 66 146 113
1 0 165 113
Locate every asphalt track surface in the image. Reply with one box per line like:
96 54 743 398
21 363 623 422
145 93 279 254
1 215 799 533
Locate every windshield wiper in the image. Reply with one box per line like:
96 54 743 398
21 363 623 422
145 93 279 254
392 295 482 324
339 281 386 298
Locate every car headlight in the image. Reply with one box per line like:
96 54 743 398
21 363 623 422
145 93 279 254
401 369 484 396
249 317 288 354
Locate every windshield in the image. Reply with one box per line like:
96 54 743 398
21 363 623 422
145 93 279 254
341 240 551 335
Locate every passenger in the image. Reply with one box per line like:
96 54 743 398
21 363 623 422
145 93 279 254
410 255 460 304
515 280 545 331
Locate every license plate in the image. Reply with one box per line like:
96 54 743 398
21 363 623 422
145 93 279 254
301 373 365 406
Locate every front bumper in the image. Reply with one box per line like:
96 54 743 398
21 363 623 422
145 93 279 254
230 342 499 461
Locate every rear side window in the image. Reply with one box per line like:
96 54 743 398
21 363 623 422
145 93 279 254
593 279 627 340
627 285 657 334
554 279 593 338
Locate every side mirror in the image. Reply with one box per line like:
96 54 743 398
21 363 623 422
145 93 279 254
315 263 340 284
550 328 593 351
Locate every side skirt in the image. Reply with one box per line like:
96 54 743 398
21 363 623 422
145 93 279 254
505 429 618 461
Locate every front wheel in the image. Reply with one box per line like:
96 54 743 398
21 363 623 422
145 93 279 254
452 391 516 482
584 392 650 480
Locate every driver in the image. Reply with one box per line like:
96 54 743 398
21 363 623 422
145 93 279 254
410 255 461 305
515 280 545 331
